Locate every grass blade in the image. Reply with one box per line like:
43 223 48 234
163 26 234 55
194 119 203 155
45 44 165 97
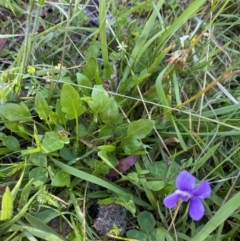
51 158 151 208
191 192 240 241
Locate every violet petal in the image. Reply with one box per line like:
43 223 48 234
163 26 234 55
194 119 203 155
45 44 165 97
191 181 211 199
176 171 195 192
163 192 181 208
189 197 205 221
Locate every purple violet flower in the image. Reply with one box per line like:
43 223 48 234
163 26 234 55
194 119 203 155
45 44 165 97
163 170 211 221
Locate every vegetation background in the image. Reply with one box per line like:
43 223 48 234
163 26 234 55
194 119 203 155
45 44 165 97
1 0 240 240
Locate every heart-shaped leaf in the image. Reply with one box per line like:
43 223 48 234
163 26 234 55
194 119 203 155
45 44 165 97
60 84 85 120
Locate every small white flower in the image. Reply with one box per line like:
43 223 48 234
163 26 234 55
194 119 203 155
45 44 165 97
117 41 128 52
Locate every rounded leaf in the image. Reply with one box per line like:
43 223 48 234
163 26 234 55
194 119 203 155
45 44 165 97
127 119 155 139
29 167 48 186
60 84 85 119
2 136 20 151
146 181 164 191
51 170 70 187
137 211 155 233
148 162 167 178
126 230 148 241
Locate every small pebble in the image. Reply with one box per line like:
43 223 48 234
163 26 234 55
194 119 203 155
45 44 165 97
93 203 127 237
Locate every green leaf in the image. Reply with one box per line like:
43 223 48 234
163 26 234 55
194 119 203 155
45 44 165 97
121 137 142 155
0 103 31 122
29 167 48 186
60 84 85 120
18 225 64 241
60 147 74 161
126 230 148 241
167 162 179 179
133 69 151 85
52 158 151 208
118 0 164 93
21 146 42 156
99 97 120 124
0 187 13 220
148 162 167 178
191 143 221 173
56 100 66 125
146 181 164 191
99 125 115 139
103 62 113 79
76 124 89 137
127 119 155 139
69 191 84 223
18 179 33 208
41 132 70 153
84 57 101 84
35 92 51 121
116 194 136 215
137 211 155 233
2 135 20 151
0 147 11 155
51 170 70 187
11 170 24 202
38 0 46 5
24 213 63 240
97 150 118 169
157 0 207 48
98 145 116 152
76 72 91 95
99 0 111 78
0 189 40 235
92 161 109 176
88 85 110 113
127 172 139 182
148 228 174 241
4 121 31 140
30 152 47 167
155 67 170 113
48 111 57 124
85 40 100 59
192 192 240 241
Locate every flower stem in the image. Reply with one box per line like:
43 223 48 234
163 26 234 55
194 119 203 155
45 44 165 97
168 199 183 231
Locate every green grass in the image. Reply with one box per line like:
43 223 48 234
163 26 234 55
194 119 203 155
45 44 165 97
1 0 240 240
